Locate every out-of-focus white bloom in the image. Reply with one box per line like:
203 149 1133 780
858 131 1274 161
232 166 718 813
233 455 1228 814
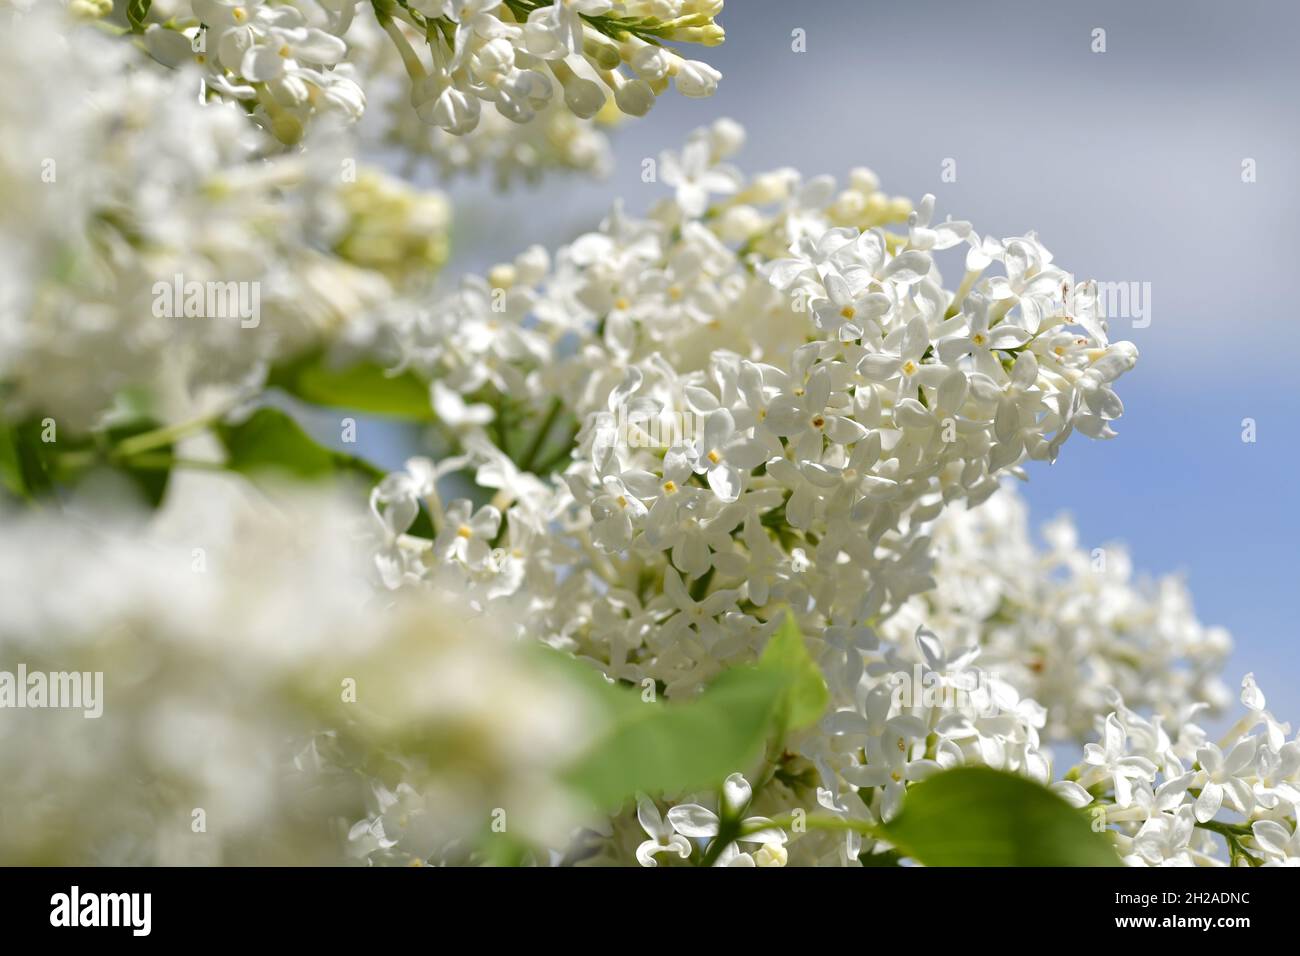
0 473 597 864
0 11 447 431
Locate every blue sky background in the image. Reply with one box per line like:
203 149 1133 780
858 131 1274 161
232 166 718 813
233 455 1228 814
352 0 1300 717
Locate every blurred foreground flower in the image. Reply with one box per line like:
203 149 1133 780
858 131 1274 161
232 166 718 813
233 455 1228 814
0 474 597 864
0 9 449 432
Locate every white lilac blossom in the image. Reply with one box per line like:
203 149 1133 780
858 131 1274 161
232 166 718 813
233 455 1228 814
355 119 1299 866
0 473 597 865
106 0 725 144
892 488 1234 742
0 11 448 431
1062 675 1300 868
379 85 615 185
371 118 1141 704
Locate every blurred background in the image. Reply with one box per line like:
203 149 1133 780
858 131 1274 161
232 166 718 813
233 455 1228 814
351 0 1300 716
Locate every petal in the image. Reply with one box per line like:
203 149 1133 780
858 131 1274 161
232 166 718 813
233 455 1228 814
1251 820 1292 857
666 804 720 838
636 794 666 838
703 408 734 452
723 773 752 815
707 463 743 502
241 44 285 81
1051 781 1092 809
1194 782 1223 823
635 840 663 867
736 817 787 845
292 27 347 64
806 366 831 411
858 353 903 381
914 627 945 670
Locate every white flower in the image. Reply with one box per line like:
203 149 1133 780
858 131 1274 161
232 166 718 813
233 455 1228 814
1083 714 1158 807
1193 737 1258 822
659 136 742 217
665 773 787 866
693 408 770 501
1131 806 1196 866
634 795 692 867
842 715 941 821
1252 820 1300 865
435 499 502 570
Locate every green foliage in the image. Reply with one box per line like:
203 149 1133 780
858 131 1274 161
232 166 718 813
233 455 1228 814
126 0 152 33
0 419 57 499
0 416 173 508
881 766 1121 866
758 609 830 733
101 417 174 507
268 352 433 421
556 612 829 811
0 420 37 499
216 407 385 484
563 665 788 811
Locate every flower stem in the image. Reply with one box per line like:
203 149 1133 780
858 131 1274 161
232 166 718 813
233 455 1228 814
519 397 562 473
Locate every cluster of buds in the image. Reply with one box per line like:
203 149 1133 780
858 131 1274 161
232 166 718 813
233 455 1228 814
377 0 724 135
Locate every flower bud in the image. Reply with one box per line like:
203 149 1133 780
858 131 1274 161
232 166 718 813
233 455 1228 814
673 58 721 97
562 76 606 119
615 78 655 117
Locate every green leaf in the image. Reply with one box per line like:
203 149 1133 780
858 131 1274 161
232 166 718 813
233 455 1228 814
102 417 174 508
0 416 176 508
562 662 789 811
758 609 829 732
126 0 152 32
269 352 433 421
881 766 1121 866
0 422 27 499
9 419 56 497
216 407 385 484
